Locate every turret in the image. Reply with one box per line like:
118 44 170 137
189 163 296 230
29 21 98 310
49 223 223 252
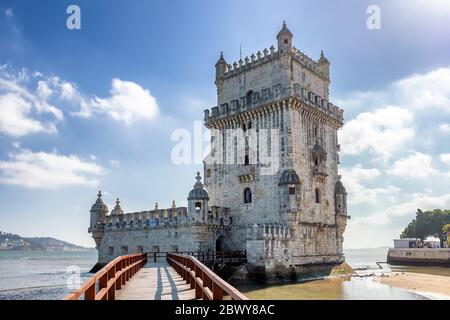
334 177 347 215
215 52 228 83
277 21 293 53
187 172 209 222
111 198 124 215
335 176 349 255
278 169 301 214
88 191 109 248
317 50 330 79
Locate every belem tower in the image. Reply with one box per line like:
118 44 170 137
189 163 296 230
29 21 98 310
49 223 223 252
89 22 350 280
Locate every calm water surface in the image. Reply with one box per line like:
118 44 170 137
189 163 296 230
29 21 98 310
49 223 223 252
0 251 97 300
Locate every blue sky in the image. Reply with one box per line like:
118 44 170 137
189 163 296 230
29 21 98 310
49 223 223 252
0 0 449 248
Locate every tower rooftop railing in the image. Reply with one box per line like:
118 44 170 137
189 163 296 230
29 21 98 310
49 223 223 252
223 46 321 79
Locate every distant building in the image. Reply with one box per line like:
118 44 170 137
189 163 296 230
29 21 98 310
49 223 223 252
89 22 350 279
393 239 421 249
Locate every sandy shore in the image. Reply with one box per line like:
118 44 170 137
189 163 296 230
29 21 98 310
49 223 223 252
376 272 450 299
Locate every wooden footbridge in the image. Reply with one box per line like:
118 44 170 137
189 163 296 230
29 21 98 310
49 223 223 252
63 251 248 300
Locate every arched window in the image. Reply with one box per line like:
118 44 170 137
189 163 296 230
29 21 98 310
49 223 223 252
246 91 253 106
244 188 252 204
315 188 321 204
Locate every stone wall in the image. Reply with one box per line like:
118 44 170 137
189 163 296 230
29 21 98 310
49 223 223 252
387 248 450 266
96 223 218 264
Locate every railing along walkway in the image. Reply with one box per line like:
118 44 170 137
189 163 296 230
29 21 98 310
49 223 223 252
64 252 248 300
64 253 147 300
115 261 195 300
167 253 249 300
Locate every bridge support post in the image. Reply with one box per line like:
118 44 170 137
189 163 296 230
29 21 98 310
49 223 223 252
107 266 116 300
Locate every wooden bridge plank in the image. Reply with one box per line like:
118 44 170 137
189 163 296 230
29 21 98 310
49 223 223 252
115 261 196 300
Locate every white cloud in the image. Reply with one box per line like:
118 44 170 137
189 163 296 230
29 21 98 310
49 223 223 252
71 78 159 124
339 106 414 160
338 67 450 160
440 153 450 166
0 67 62 137
0 66 159 138
338 67 450 247
0 93 57 137
387 151 438 178
393 68 450 112
354 193 450 226
341 165 400 204
0 148 103 189
440 123 450 133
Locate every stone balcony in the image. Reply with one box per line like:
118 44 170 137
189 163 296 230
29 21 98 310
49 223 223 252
204 85 343 127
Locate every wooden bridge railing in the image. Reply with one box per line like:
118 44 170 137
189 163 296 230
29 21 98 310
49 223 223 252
167 253 249 300
63 253 147 300
146 250 247 265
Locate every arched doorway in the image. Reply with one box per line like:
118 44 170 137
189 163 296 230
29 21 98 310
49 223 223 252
215 236 225 252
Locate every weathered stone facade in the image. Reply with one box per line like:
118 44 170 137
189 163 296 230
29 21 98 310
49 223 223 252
89 23 349 279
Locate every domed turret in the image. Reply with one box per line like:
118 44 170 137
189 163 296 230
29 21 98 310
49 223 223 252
278 169 300 185
278 169 301 213
317 50 330 78
90 191 109 215
335 176 348 215
188 172 209 200
187 172 209 222
215 51 228 81
111 198 124 215
335 179 347 195
89 191 108 248
277 21 293 53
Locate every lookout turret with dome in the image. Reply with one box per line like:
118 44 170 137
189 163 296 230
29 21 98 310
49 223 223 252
277 21 293 53
88 191 108 247
187 172 209 222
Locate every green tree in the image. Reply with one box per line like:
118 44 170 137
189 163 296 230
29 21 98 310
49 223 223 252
400 209 450 245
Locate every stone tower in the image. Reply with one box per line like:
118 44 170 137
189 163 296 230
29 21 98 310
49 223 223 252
203 22 349 279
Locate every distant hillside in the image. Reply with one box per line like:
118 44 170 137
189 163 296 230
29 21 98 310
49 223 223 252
0 231 92 251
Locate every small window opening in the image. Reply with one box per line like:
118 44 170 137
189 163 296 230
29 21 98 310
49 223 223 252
315 188 321 204
289 187 296 195
244 188 252 204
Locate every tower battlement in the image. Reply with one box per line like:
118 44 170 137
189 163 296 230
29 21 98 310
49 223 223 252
222 46 324 81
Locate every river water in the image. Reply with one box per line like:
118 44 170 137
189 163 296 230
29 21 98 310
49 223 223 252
0 248 448 300
236 247 449 300
0 250 97 300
